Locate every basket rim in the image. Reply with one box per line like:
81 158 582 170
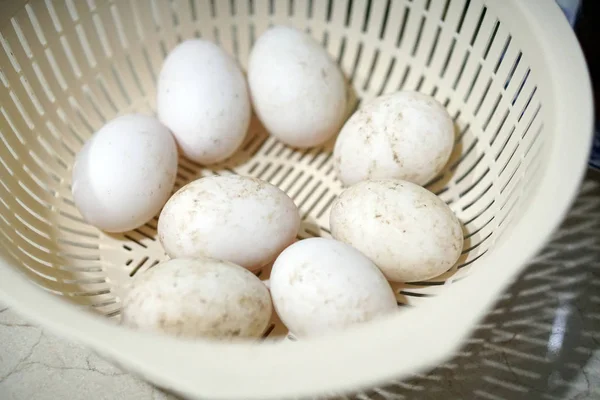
0 0 594 399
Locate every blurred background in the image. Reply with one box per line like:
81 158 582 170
558 0 600 175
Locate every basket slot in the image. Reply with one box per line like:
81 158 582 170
412 0 446 68
302 185 330 221
431 7 462 80
513 99 541 150
174 0 201 40
128 256 150 277
250 0 271 37
307 0 331 49
516 85 537 125
296 178 322 211
373 55 395 96
263 164 285 184
496 134 521 179
110 19 154 100
235 1 254 64
0 244 70 293
152 0 181 49
288 0 312 29
0 109 66 177
352 0 389 92
127 1 167 81
0 206 54 261
212 1 236 56
53 12 90 82
0 223 104 286
255 161 274 180
289 173 314 202
66 95 97 138
504 62 530 105
368 3 407 93
271 165 295 187
279 169 305 195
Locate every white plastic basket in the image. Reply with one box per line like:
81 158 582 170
0 0 593 399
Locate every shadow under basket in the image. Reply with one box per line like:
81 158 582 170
0 0 593 399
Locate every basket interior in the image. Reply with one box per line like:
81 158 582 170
0 0 545 339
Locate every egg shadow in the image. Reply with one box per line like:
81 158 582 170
386 220 471 307
169 113 271 190
345 77 361 120
216 114 271 171
299 217 330 238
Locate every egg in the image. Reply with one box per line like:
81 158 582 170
121 258 272 339
248 26 347 148
71 114 178 233
157 40 251 164
334 91 454 187
158 175 300 270
330 180 463 283
270 238 397 337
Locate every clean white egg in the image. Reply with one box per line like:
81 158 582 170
330 180 463 283
71 114 178 233
158 175 300 271
248 26 347 148
334 91 454 186
121 258 272 339
270 238 397 337
157 39 251 164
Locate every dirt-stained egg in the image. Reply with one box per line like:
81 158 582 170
334 91 454 186
71 114 178 233
157 39 251 164
121 258 272 339
330 180 463 283
269 238 397 337
248 26 347 148
158 175 300 271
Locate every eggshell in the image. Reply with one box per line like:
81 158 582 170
270 238 397 337
248 26 347 148
121 258 272 339
330 180 463 283
334 91 454 186
157 39 251 164
71 114 178 233
158 175 300 270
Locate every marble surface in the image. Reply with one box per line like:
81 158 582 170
1 178 599 400
0 305 176 400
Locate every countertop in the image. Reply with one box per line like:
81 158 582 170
1 178 599 400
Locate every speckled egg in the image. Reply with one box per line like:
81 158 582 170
330 180 463 283
269 238 397 337
158 175 300 271
334 91 454 186
121 258 272 339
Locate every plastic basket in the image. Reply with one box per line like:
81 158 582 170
0 0 593 399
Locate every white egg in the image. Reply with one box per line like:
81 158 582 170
270 238 397 337
71 114 178 233
158 175 300 271
121 258 272 339
248 26 347 148
334 91 454 186
157 40 251 164
330 180 463 283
